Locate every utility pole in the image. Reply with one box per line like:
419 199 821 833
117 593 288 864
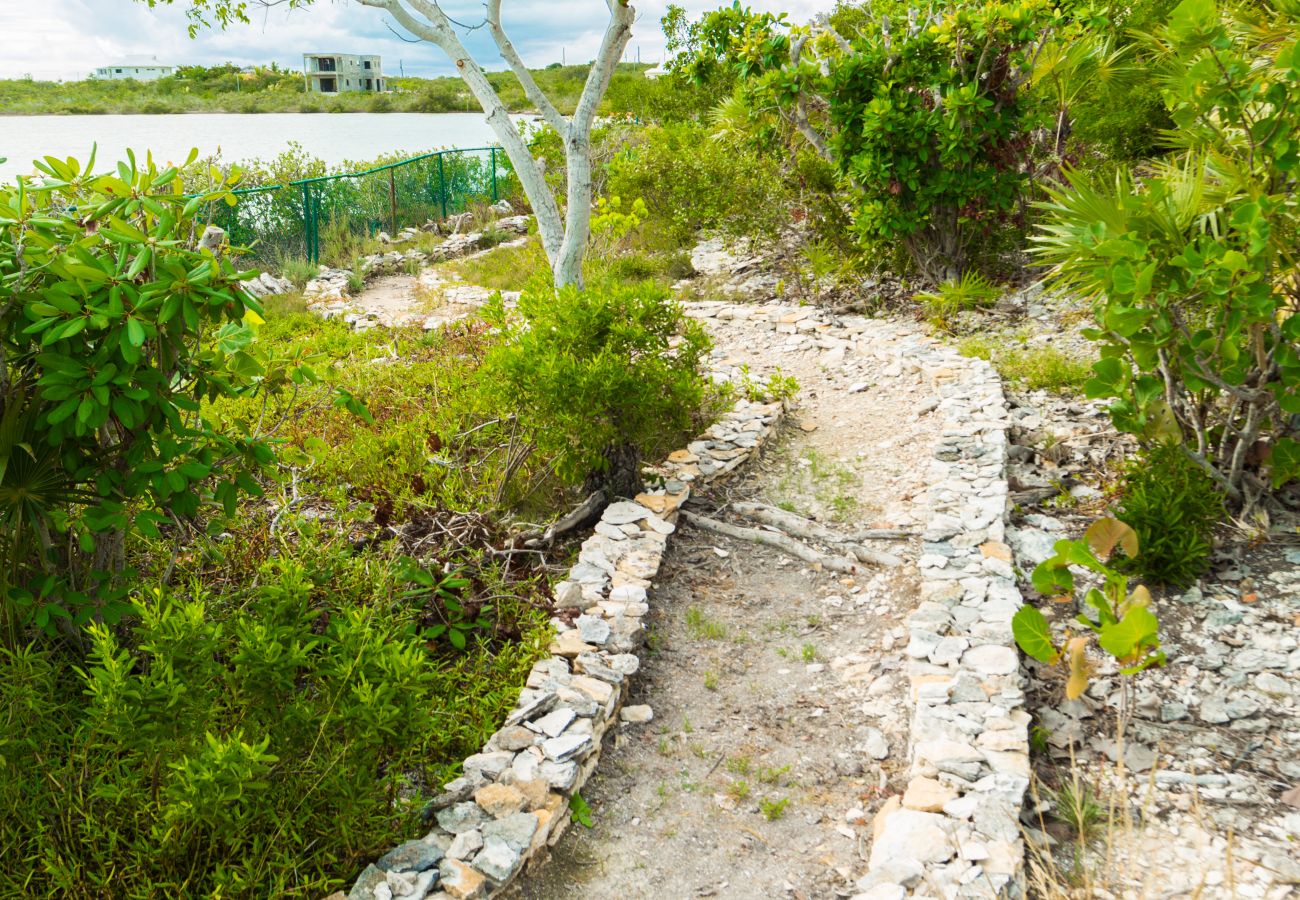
562 46 566 66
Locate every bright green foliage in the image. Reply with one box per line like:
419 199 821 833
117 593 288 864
569 792 595 828
1118 441 1223 586
1034 0 1300 507
0 550 548 898
1013 518 1166 700
672 1 1055 282
480 280 712 495
1050 0 1182 162
0 152 321 640
957 335 1095 391
604 122 792 246
831 0 1058 282
915 271 1001 332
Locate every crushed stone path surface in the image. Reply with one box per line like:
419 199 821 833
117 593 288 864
505 303 952 900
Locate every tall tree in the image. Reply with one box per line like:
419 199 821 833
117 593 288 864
139 0 635 287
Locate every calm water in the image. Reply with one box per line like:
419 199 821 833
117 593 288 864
0 113 530 180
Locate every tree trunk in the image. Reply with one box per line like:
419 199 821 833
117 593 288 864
555 130 593 289
355 0 635 289
584 442 642 500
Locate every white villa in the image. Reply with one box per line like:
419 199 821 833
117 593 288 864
93 59 175 81
302 54 385 94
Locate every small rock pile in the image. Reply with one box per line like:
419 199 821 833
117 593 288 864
240 271 295 300
303 215 532 308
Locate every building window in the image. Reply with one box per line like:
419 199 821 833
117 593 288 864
115 68 122 73
363 60 372 69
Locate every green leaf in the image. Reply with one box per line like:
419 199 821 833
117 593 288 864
125 317 146 347
1011 605 1058 663
1098 604 1160 661
1269 437 1300 488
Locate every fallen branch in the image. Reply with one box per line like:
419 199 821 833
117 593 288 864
681 511 859 575
730 502 912 542
527 490 606 547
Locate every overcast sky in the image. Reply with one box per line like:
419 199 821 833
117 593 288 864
0 0 836 82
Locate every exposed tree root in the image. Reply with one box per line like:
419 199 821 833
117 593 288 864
730 502 912 543
681 511 860 575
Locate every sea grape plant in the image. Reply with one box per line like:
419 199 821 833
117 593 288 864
1013 518 1166 704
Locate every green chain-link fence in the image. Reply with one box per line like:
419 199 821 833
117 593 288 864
209 146 509 266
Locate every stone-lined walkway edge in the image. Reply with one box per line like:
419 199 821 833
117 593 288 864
343 378 786 900
861 352 1028 899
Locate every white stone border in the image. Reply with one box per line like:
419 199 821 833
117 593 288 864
859 352 1028 899
343 391 786 900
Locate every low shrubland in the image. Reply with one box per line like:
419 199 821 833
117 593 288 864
0 62 670 117
0 148 715 896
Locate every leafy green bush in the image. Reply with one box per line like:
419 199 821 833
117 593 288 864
605 122 790 246
1034 0 1300 509
0 152 307 642
831 0 1056 282
1117 442 1223 587
480 279 711 496
0 547 548 898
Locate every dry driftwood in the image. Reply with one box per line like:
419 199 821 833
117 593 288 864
730 502 913 543
681 511 860 575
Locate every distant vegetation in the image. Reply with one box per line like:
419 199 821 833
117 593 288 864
0 62 682 117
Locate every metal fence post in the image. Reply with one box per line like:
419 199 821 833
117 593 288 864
438 153 448 220
490 148 498 203
388 168 398 236
302 182 316 264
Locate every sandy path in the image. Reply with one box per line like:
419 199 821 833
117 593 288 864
505 306 948 900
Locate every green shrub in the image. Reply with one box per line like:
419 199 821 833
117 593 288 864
0 548 548 898
1117 442 1223 587
830 0 1056 282
479 279 712 497
0 152 305 642
604 122 790 247
1033 0 1300 507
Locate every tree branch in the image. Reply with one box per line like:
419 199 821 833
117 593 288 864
486 0 569 136
682 511 861 574
358 0 566 267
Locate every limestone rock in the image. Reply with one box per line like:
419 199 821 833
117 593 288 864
377 838 444 873
902 777 958 813
438 858 486 900
474 783 527 819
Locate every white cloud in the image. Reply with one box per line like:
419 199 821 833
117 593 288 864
0 0 837 81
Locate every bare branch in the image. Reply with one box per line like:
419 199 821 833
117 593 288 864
487 0 569 136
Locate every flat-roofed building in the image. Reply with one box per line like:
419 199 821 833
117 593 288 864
303 54 385 94
93 59 175 81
